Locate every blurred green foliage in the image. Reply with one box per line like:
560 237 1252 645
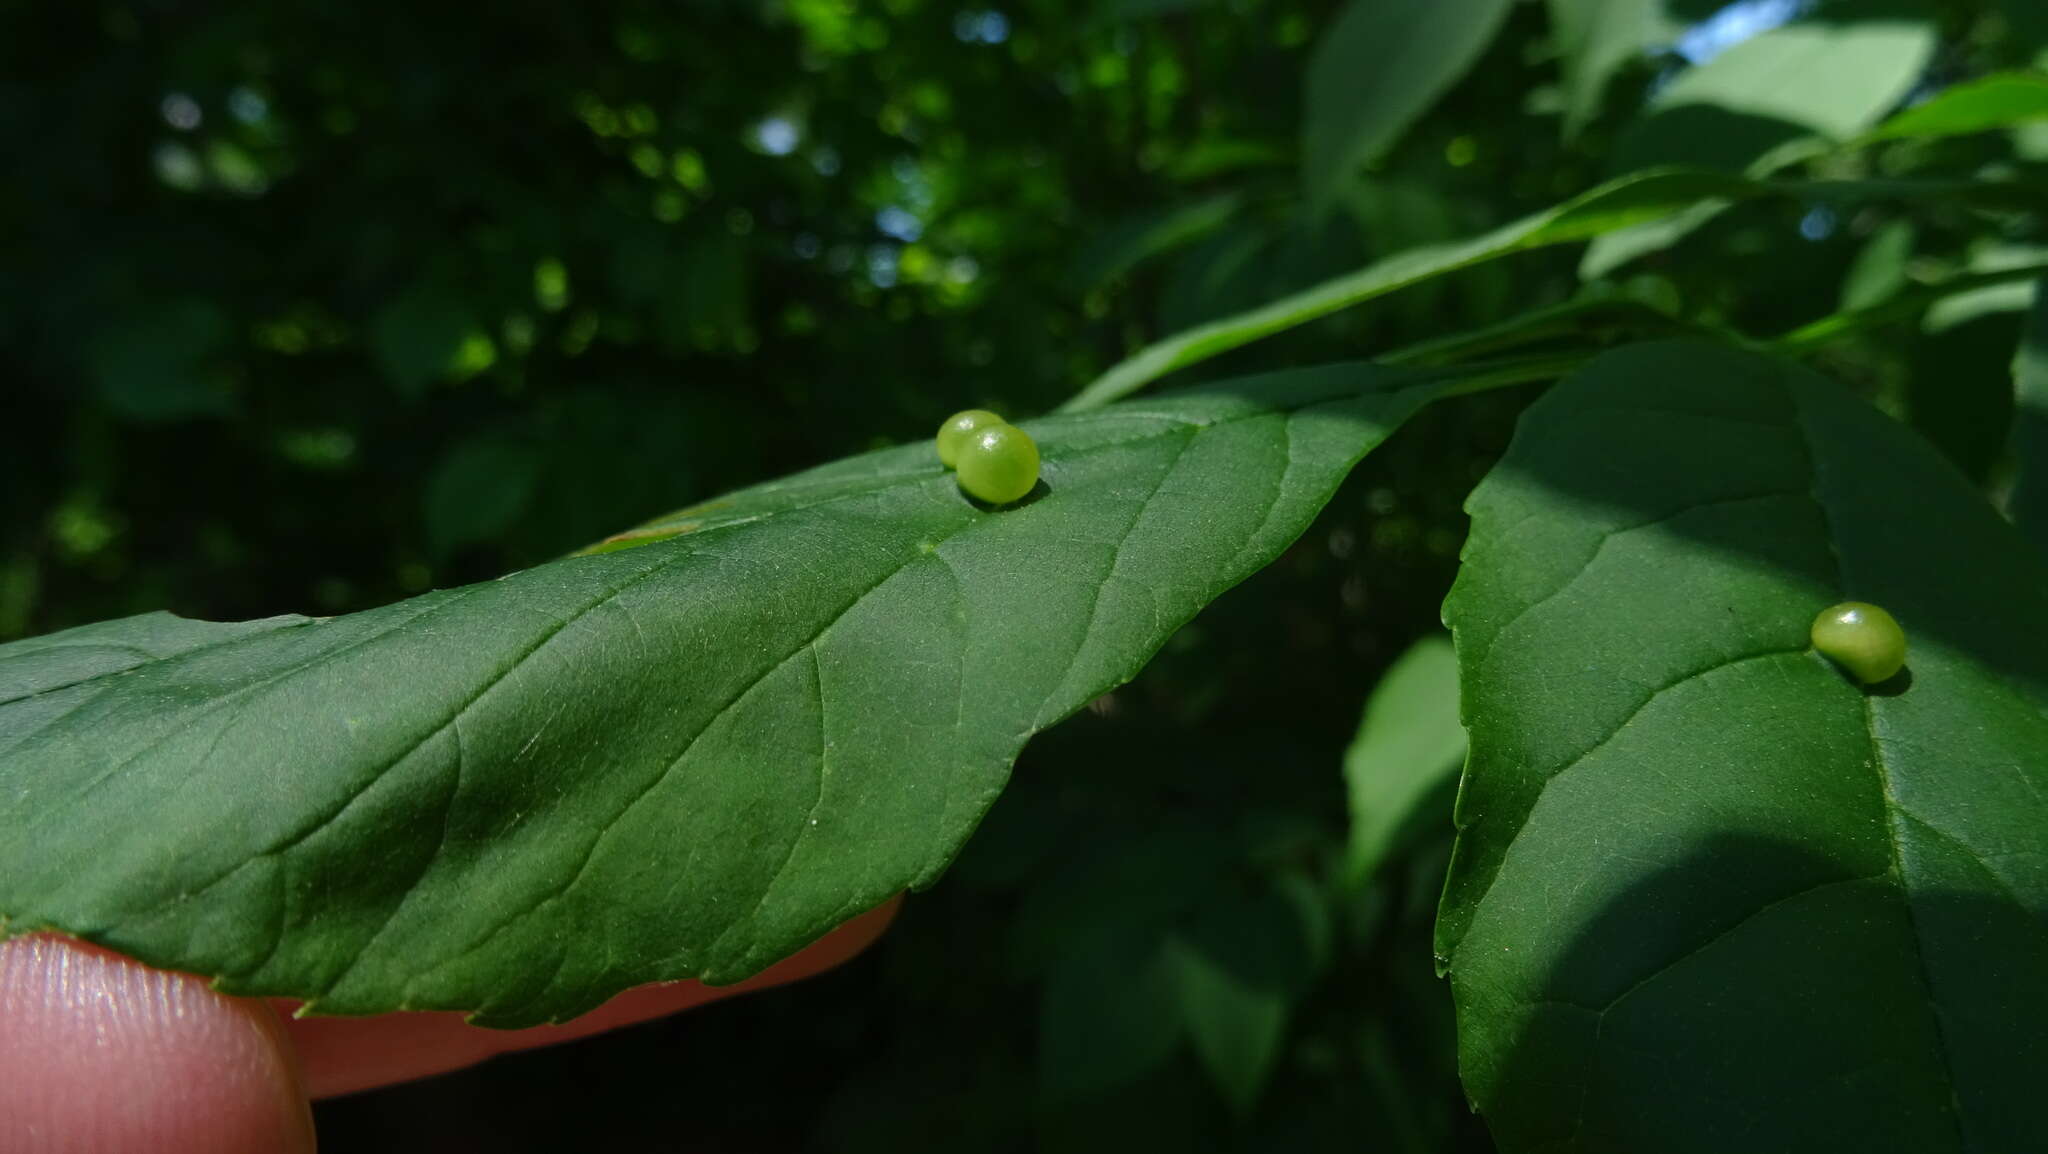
3 0 2043 1147
0 0 1604 642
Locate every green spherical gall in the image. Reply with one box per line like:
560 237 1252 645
935 409 1006 469
1811 601 1907 685
956 423 1040 506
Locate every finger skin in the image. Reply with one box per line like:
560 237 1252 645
281 896 899 1098
0 934 315 1154
0 893 898 1144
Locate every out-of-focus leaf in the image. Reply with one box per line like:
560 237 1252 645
1838 219 1915 312
1360 1022 1435 1154
1925 284 2044 333
0 361 1453 1028
1547 0 1678 137
1006 825 1234 974
1384 291 1708 367
1040 925 1183 1101
1171 944 1286 1117
1997 0 2048 63
1341 178 1464 258
1156 223 1282 335
1578 199 1731 281
1163 138 1292 183
1302 0 1515 205
1646 21 1935 142
1168 889 1317 1116
1070 193 1245 291
1924 243 2048 333
1095 0 1217 21
1113 166 2030 404
1339 177 1469 323
2006 278 2048 548
1066 167 1759 411
1581 169 2046 284
371 285 480 400
1867 71 2048 141
87 301 232 422
1614 102 1821 177
423 432 545 559
1589 21 1935 274
659 233 751 352
1440 341 2048 1152
1342 634 1464 886
1775 257 2048 354
1907 314 2020 486
612 227 751 352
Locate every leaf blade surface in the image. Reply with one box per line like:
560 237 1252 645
2 363 1444 1027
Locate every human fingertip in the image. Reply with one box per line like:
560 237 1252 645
0 934 314 1154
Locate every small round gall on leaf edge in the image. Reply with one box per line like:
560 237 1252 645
955 423 1040 506
935 409 1006 469
1811 600 1907 685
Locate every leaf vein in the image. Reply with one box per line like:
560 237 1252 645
1034 427 1201 726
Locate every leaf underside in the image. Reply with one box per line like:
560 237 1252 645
1 363 1440 1027
1439 342 2048 1152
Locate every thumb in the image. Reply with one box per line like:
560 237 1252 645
0 934 315 1154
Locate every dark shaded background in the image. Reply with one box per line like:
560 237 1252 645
4 0 2039 1148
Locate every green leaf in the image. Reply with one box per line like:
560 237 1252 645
370 285 482 399
1094 0 1217 22
1925 244 2048 334
1006 824 1233 975
1774 255 2048 354
2010 278 2048 549
1154 223 1282 334
1163 137 1293 183
1582 170 2044 282
1342 634 1465 886
1997 0 2048 65
1838 219 1915 312
1063 168 1758 412
1381 290 1713 368
1302 0 1515 205
1170 946 1287 1118
1167 888 1320 1116
1075 166 2043 409
1069 192 1245 291
1359 1021 1437 1154
1040 925 1185 1101
1586 21 1935 275
0 362 1451 1027
1547 0 1680 137
1905 311 2022 486
423 432 544 559
1439 341 2048 1152
88 301 233 422
1578 199 1731 281
1648 21 1935 143
1867 71 2048 141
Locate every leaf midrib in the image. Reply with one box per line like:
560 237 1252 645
218 390 1377 1004
1790 374 1971 1151
1447 373 1985 1148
